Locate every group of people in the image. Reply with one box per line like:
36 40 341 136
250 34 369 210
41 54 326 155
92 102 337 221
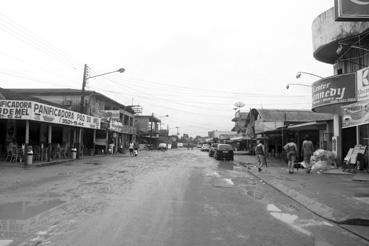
255 135 314 174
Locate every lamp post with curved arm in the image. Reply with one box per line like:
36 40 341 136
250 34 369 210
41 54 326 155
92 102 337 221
296 71 324 79
77 64 125 159
286 83 311 89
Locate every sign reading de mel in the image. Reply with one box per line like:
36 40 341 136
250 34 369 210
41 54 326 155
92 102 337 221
0 100 101 129
312 73 356 111
335 0 369 21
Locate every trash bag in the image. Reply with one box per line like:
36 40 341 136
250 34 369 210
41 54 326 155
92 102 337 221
311 160 329 173
310 149 337 173
299 161 308 168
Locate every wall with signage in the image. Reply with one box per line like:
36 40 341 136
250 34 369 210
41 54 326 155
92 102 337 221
312 73 356 112
0 100 101 129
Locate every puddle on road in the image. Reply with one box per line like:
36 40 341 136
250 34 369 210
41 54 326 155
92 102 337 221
217 162 234 170
212 178 234 188
0 199 66 241
0 200 65 220
267 203 334 238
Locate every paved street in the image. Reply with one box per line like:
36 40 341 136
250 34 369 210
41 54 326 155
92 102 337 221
1 149 368 246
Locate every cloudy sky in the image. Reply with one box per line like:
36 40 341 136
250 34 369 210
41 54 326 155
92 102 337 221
0 0 334 136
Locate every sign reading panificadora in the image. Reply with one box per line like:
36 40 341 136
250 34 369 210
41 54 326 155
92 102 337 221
0 100 101 129
312 73 356 110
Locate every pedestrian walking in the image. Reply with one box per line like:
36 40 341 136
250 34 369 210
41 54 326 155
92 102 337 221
255 140 266 172
284 139 298 174
133 142 138 157
129 142 134 157
302 135 314 173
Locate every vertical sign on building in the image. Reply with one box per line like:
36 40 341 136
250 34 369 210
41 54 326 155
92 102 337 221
357 66 369 101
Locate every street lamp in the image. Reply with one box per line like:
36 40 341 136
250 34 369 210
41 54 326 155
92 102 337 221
286 83 311 89
78 64 125 159
81 64 125 113
296 71 324 79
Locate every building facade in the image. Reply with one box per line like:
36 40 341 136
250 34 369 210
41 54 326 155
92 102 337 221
311 7 369 165
10 88 136 155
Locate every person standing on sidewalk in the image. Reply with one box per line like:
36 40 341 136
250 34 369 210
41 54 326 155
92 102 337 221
302 135 314 173
255 140 266 172
284 139 298 174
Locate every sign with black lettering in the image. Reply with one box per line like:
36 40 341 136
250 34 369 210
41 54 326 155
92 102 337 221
335 0 369 21
0 100 101 129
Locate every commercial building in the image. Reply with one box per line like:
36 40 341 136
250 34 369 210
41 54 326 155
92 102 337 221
0 88 101 164
135 115 161 149
311 6 369 164
10 88 136 156
244 108 333 159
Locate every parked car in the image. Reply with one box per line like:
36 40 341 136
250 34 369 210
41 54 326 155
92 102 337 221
201 144 210 152
197 144 202 148
209 143 219 157
214 144 234 161
158 143 167 151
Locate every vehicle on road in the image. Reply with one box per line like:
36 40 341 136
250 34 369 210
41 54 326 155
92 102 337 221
158 143 167 151
214 144 234 161
201 143 210 152
196 144 202 148
208 143 219 157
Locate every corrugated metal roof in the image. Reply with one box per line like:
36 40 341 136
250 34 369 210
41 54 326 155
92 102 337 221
255 109 333 122
8 88 135 114
0 88 69 108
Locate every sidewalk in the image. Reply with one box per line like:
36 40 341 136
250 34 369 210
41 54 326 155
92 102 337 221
234 154 369 227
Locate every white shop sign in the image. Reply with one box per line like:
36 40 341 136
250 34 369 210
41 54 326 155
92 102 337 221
0 100 101 129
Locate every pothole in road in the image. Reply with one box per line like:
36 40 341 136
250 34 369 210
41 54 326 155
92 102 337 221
246 190 264 200
84 162 102 165
118 170 127 173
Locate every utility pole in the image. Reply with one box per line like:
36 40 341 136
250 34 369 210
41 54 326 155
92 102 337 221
150 113 154 149
77 64 89 159
176 126 179 136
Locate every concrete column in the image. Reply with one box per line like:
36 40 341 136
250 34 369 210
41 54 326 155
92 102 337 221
93 129 96 155
356 126 360 145
333 113 342 165
47 124 52 162
105 130 109 154
23 120 29 166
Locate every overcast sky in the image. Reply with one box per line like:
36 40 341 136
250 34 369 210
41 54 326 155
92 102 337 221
0 0 334 137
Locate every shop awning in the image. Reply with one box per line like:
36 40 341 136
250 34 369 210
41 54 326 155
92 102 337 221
287 121 327 131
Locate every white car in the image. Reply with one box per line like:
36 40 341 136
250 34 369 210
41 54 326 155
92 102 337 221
201 144 210 152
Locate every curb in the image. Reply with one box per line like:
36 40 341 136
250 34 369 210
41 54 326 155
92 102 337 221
234 161 369 227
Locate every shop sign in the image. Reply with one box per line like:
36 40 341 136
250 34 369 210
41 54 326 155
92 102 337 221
335 0 369 21
357 66 369 101
109 121 124 133
0 100 101 129
98 110 121 121
342 100 369 128
312 73 356 110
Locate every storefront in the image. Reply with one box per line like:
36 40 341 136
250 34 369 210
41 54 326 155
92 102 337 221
0 99 101 164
